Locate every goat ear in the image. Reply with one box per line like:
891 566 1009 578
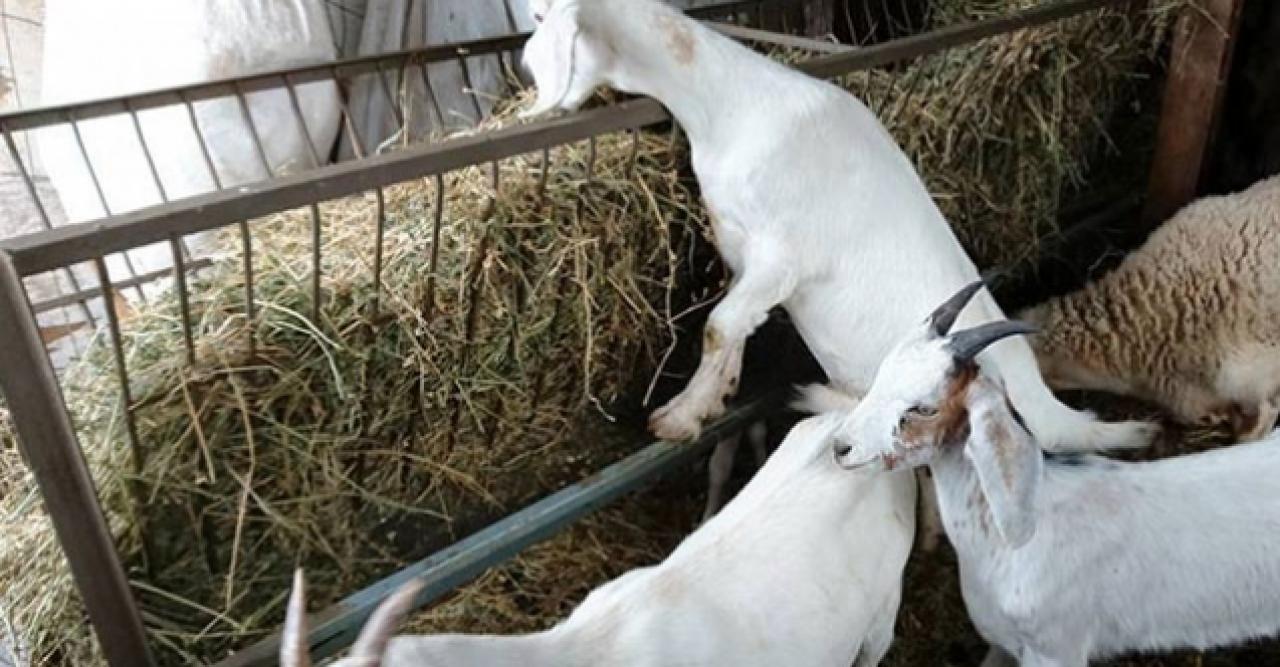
521 1 583 118
343 577 425 665
281 569 313 667
963 381 1041 548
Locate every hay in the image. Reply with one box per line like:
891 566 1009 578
827 0 1181 268
0 91 712 665
404 488 700 636
0 2 1188 664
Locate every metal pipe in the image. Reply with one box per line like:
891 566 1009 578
0 0 771 134
0 252 155 666
3 0 1109 280
216 394 779 667
2 121 98 329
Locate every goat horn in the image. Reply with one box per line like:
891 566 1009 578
947 320 1038 362
281 569 313 667
926 280 986 337
348 577 425 663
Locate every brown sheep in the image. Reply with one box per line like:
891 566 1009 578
1018 175 1280 440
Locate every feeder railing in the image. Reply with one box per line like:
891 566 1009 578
0 1 1121 664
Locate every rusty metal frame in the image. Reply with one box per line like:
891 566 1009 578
0 1 1117 664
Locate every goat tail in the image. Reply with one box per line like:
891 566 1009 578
790 383 863 415
988 335 1158 452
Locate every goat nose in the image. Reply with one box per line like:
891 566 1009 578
834 442 853 458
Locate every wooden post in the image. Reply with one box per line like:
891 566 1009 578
0 252 155 666
1142 0 1245 227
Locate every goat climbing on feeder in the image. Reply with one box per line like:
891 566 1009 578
833 282 1280 666
520 0 1156 455
1019 174 1280 442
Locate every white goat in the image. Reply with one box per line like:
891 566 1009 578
520 0 1154 453
834 282 1280 666
290 415 915 666
1019 174 1280 441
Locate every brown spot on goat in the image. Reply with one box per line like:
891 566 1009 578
900 363 978 448
703 327 723 353
656 13 696 65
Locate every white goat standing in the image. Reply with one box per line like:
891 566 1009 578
520 0 1154 454
1019 174 1280 441
286 415 916 666
834 282 1280 666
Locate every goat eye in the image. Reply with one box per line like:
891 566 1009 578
908 405 938 418
534 12 545 22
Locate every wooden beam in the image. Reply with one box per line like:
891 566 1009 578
1142 0 1245 227
708 21 854 53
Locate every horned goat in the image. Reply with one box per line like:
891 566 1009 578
289 415 916 666
1019 174 1280 441
834 282 1280 666
521 0 1154 455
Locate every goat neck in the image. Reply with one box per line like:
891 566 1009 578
588 0 796 147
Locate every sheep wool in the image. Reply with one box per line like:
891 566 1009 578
1019 175 1280 440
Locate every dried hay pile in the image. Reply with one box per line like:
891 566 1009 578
0 94 711 664
0 1 1187 664
833 0 1182 268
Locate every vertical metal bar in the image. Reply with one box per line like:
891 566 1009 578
0 253 155 667
585 137 599 181
879 0 895 39
239 82 326 323
125 101 196 264
374 61 406 130
69 114 147 301
450 163 500 447
231 84 274 177
282 76 324 168
311 206 323 335
331 66 370 159
455 52 486 125
423 173 446 320
861 0 878 45
179 92 225 189
371 187 387 315
68 116 113 220
124 101 170 202
169 236 196 365
182 91 257 353
283 76 328 323
886 53 929 125
417 58 447 131
93 257 145 478
1 122 98 330
843 0 859 44
241 222 257 357
626 129 641 178
232 85 275 349
537 147 551 204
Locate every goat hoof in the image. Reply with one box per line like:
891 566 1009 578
649 401 705 442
